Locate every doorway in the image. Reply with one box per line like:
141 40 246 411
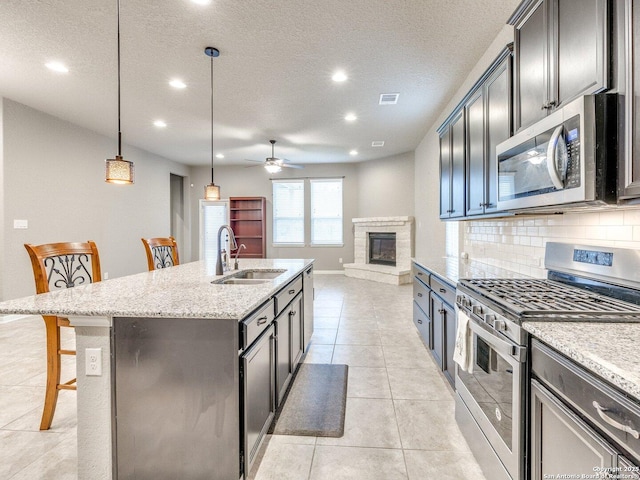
170 174 185 260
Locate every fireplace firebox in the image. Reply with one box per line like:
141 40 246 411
368 232 396 266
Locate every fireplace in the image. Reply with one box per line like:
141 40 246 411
368 232 396 266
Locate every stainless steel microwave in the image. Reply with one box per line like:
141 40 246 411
496 94 618 212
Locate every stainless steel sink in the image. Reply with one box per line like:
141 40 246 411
212 269 287 285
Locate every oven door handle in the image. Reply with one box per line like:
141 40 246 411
468 318 527 363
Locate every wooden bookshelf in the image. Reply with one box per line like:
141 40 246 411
229 197 266 258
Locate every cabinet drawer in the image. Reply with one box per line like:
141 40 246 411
429 274 456 306
532 340 640 464
275 275 303 316
412 263 430 286
241 299 275 349
413 279 430 313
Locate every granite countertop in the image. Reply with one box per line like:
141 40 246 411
523 321 640 401
0 259 314 321
412 256 528 285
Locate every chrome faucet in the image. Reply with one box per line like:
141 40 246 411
216 225 238 275
234 244 247 270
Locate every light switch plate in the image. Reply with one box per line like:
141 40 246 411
13 219 28 229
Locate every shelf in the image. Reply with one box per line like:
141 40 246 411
230 208 262 211
234 235 262 239
230 219 262 221
229 197 266 258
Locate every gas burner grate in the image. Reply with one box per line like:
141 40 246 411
460 278 640 321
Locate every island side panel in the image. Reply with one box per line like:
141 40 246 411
113 317 240 480
74 321 114 480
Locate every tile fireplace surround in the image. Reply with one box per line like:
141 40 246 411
344 216 414 285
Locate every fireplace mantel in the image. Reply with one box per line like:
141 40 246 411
344 216 414 285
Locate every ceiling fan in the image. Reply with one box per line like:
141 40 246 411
245 140 304 173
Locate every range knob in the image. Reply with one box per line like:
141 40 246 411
484 313 496 324
493 319 507 331
472 305 483 316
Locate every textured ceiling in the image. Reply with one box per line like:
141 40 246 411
0 0 520 166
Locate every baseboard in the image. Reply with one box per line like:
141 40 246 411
314 270 345 275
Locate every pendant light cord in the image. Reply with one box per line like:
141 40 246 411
210 53 214 184
117 0 122 157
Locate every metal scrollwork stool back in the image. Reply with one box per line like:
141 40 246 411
141 236 180 271
24 241 102 430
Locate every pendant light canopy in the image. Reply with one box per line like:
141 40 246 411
204 46 221 200
105 0 134 184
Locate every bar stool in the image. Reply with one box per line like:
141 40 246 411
141 236 180 271
24 241 102 430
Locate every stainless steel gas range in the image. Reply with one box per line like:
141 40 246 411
454 242 640 480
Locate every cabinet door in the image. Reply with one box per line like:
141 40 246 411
450 111 466 218
242 325 276 477
466 89 486 217
515 0 548 131
439 128 452 218
552 0 608 108
485 57 512 214
290 294 304 371
413 301 431 349
275 316 291 406
530 379 617 480
443 302 457 389
430 293 444 369
621 0 640 198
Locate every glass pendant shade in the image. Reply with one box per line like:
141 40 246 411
105 155 134 184
204 182 221 200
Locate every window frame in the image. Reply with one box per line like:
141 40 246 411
272 179 306 247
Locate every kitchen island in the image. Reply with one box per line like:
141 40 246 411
0 258 314 480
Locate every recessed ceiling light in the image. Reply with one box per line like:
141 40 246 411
349 150 358 156
345 113 357 122
191 0 211 4
332 71 348 82
371 141 385 147
153 120 167 128
45 61 69 73
216 153 224 159
169 79 187 89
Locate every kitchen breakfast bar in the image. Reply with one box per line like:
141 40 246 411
0 258 315 480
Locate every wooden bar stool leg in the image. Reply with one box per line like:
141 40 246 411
40 315 62 430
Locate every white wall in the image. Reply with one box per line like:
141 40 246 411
1 99 191 301
357 152 415 218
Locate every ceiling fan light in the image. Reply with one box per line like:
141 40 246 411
105 156 134 184
265 164 282 174
204 183 221 200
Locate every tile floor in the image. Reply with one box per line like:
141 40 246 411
0 274 485 480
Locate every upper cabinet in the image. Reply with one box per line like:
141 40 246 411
512 0 609 131
438 46 512 220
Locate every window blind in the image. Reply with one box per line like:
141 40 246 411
310 178 343 245
273 180 305 244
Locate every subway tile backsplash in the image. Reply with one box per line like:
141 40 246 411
461 209 640 278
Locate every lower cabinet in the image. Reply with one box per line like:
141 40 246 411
241 323 276 478
412 261 457 389
275 292 304 405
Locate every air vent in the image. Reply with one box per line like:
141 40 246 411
379 93 399 105
371 141 385 147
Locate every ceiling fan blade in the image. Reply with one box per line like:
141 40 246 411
243 158 264 164
281 163 304 169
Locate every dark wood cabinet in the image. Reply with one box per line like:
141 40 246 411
465 47 512 217
229 197 266 258
512 0 609 131
439 111 465 219
430 293 444 369
443 301 456 387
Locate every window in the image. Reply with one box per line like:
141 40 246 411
272 180 305 244
311 178 343 245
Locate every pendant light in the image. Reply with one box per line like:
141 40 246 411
105 0 134 184
204 46 221 200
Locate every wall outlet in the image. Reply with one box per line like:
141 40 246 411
85 348 102 376
338 258 343 264
103 272 109 280
13 219 28 229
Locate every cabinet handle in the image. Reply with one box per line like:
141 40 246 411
417 272 424 276
592 401 640 439
417 319 423 324
257 316 268 326
417 292 423 297
288 289 296 294
289 310 297 316
438 308 446 314
439 288 447 294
